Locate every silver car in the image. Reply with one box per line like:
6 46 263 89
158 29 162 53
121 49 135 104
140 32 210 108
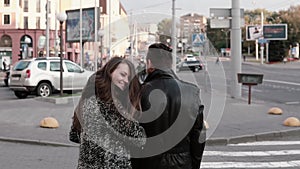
9 57 94 99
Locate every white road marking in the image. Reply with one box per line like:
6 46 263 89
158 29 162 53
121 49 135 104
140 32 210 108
285 101 300 105
204 150 300 156
229 141 300 146
201 160 300 168
264 79 300 86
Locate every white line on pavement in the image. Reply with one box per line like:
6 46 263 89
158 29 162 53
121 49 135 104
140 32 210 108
264 79 300 86
204 150 300 157
201 160 300 168
285 101 300 105
229 141 300 146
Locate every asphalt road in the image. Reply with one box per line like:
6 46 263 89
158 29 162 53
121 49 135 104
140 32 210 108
202 135 300 169
0 135 299 169
180 59 300 106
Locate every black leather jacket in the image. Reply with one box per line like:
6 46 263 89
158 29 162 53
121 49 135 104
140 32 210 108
132 69 206 169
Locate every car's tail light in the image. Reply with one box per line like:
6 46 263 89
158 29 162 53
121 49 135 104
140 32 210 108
25 69 31 78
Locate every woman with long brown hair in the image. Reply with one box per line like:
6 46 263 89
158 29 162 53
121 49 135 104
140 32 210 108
70 57 145 169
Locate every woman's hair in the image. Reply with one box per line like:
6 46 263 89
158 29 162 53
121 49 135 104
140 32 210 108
94 57 141 115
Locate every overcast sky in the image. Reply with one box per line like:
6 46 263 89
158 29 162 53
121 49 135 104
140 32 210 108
120 0 300 17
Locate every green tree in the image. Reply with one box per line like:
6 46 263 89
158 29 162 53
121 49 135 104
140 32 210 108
157 18 172 44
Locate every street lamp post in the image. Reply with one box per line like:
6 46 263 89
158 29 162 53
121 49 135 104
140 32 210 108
98 29 104 69
171 0 177 72
56 11 67 97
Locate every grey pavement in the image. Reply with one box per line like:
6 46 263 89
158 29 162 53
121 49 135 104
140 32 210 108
0 60 299 147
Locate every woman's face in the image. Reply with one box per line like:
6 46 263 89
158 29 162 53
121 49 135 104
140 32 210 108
111 63 130 91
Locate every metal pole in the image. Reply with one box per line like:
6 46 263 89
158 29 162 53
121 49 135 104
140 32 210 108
255 39 258 60
231 0 242 98
260 11 264 65
171 0 177 72
55 10 58 57
59 21 64 96
94 0 98 71
46 0 50 57
108 0 111 60
248 85 251 105
129 12 133 62
80 0 83 67
266 42 269 63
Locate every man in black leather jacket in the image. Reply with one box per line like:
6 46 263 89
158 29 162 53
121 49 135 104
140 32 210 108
131 43 206 169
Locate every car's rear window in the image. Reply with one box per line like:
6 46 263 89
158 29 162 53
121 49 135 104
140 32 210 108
13 61 31 71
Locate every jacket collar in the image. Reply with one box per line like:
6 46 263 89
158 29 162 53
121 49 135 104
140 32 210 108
144 69 176 83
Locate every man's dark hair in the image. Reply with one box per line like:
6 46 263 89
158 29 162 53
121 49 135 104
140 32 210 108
146 43 173 69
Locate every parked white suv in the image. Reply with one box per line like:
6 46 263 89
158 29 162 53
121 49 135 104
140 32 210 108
9 57 94 99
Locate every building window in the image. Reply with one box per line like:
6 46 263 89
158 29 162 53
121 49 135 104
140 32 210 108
36 17 40 29
45 1 51 13
36 0 41 12
4 0 10 6
4 15 10 25
24 0 28 12
24 17 28 29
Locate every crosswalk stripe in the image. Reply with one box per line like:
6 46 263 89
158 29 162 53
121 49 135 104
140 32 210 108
204 150 300 156
201 160 300 168
229 141 300 146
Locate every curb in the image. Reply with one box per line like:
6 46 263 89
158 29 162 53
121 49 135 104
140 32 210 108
206 128 300 146
0 136 79 147
35 96 80 104
1 129 299 147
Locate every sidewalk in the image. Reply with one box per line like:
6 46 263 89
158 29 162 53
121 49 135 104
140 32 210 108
242 57 300 69
0 89 299 147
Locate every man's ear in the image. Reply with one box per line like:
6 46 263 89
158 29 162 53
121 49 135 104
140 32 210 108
146 59 152 68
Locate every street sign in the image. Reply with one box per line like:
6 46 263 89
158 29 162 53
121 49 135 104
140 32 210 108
238 73 264 85
209 8 244 28
210 19 230 28
258 38 268 44
210 8 231 17
192 33 205 47
237 73 264 105
210 8 244 18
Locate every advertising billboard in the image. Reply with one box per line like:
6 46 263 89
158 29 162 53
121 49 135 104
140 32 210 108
66 7 100 42
246 24 287 41
263 24 287 40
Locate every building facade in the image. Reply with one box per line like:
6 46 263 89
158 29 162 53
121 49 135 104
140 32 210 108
180 13 207 46
0 0 128 68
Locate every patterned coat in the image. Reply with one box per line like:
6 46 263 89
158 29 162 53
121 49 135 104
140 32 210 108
76 95 145 169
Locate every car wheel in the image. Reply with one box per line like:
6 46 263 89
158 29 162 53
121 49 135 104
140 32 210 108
14 91 29 99
37 83 52 97
194 67 199 72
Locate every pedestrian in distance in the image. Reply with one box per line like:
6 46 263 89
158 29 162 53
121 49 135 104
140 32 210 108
2 58 7 71
131 43 206 169
215 55 220 64
69 57 146 169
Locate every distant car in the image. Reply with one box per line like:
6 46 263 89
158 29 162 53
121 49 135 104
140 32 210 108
176 60 204 72
9 57 94 99
185 55 197 61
